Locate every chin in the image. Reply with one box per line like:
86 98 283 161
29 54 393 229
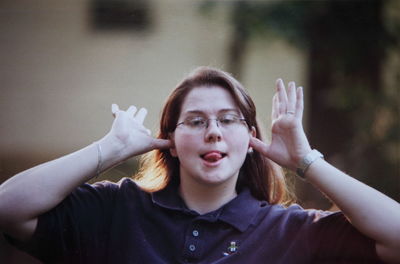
194 172 237 186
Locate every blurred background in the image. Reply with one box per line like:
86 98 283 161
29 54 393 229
0 0 399 262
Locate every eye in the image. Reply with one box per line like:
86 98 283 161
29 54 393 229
219 115 238 125
187 117 206 127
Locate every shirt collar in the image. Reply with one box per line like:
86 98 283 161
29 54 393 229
151 179 264 232
218 188 263 232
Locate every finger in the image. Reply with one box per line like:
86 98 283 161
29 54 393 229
287 81 296 113
276 79 288 115
152 138 173 149
295 86 304 120
111 104 120 117
271 93 279 120
249 137 270 157
126 105 137 117
135 108 148 124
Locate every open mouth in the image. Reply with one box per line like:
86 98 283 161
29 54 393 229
200 151 227 162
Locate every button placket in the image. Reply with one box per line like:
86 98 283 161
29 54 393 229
182 222 203 261
187 227 200 253
189 244 196 251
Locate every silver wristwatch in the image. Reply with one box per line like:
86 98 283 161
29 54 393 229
296 149 324 179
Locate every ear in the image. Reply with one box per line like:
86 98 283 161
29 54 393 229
248 126 256 151
168 132 178 157
170 148 178 157
250 126 256 138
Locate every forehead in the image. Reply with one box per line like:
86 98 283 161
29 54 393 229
180 85 238 115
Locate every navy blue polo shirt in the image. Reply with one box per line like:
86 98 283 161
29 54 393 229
6 177 381 263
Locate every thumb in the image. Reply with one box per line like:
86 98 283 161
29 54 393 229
250 137 271 158
152 138 173 150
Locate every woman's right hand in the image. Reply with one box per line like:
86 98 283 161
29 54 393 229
105 104 172 159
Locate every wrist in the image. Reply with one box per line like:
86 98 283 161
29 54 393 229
96 134 127 172
296 149 324 180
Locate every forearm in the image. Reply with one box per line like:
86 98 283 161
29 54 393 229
0 134 124 226
306 158 400 254
259 79 399 262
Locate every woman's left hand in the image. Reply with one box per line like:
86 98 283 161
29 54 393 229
250 79 312 171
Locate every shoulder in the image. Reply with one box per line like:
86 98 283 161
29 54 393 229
75 177 142 197
88 177 153 208
257 203 342 231
262 203 330 220
59 177 144 211
113 177 151 198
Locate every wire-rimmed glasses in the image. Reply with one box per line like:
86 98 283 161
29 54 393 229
176 114 247 131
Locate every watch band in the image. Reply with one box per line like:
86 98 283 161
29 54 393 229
296 149 324 179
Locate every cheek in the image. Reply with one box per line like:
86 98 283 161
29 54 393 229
225 131 251 156
230 137 250 155
174 133 199 155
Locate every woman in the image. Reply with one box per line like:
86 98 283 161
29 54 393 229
0 67 399 263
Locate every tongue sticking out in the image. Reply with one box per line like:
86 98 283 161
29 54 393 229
202 152 223 162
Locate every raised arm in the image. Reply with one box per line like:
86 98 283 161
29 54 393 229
250 80 400 263
0 104 171 241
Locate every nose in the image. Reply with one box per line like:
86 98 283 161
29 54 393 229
204 119 222 142
205 119 220 129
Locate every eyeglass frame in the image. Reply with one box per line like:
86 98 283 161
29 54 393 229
175 114 249 131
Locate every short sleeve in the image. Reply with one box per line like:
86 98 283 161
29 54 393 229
307 210 383 263
5 180 118 263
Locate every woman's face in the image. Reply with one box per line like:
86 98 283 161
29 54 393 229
171 85 253 187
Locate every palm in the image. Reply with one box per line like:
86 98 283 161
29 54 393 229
108 104 171 158
251 80 311 170
268 114 308 170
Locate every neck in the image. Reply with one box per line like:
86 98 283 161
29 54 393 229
179 177 238 215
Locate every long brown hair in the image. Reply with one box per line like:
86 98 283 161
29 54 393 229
135 66 291 204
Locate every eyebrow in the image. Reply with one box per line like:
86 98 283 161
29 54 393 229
183 108 241 116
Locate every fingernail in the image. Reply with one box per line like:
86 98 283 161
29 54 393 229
111 103 118 113
140 107 148 115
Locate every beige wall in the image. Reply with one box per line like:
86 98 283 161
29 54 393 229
0 0 304 181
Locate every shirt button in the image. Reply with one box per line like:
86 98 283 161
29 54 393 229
189 244 196 251
192 230 199 237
